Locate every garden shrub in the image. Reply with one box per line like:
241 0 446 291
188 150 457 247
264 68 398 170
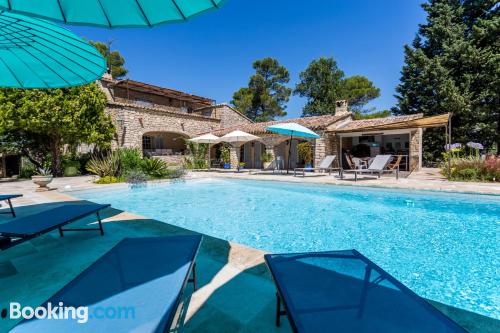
86 153 120 178
116 148 142 174
62 158 81 177
87 149 186 184
184 141 208 169
441 143 499 182
125 170 148 184
95 176 120 184
141 158 169 178
165 166 186 179
19 163 37 178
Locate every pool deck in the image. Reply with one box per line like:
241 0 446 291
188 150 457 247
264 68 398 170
190 168 500 195
0 173 499 332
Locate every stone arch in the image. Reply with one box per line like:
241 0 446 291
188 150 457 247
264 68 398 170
240 139 267 169
141 130 190 158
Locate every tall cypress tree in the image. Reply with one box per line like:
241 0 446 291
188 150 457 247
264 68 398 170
394 0 499 163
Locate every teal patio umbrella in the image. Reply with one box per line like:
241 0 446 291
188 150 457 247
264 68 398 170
0 0 226 28
0 11 106 88
266 122 320 174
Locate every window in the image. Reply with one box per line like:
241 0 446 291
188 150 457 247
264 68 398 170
142 136 152 150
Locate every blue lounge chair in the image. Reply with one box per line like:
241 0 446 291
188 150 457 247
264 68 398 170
265 250 467 333
0 194 22 217
11 235 203 332
0 203 110 250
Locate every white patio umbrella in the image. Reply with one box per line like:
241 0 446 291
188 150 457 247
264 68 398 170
220 130 260 170
266 123 320 173
189 133 220 169
220 130 260 144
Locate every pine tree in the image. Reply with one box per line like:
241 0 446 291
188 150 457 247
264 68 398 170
394 0 499 162
231 58 292 122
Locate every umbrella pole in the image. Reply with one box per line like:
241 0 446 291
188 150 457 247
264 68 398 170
287 133 293 174
208 143 211 170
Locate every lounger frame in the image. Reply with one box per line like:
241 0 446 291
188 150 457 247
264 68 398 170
0 204 110 250
0 194 22 217
265 250 466 333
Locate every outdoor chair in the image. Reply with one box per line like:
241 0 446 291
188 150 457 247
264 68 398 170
0 194 22 217
351 157 367 169
294 155 340 177
341 155 395 181
0 203 110 250
265 250 467 333
386 155 403 174
10 235 203 332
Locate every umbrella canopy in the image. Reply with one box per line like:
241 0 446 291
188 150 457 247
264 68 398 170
0 11 106 88
189 133 220 144
266 123 320 173
0 0 226 28
266 123 320 139
189 133 220 170
221 130 259 145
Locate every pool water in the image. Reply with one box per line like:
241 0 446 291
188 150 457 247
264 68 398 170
74 178 500 319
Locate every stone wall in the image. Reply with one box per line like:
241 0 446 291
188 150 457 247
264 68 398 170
409 129 422 171
192 104 252 129
156 155 186 165
214 105 252 129
107 104 220 150
313 132 340 168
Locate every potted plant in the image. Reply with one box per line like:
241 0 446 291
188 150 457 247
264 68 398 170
238 162 245 172
298 142 313 170
220 146 231 169
261 152 273 169
32 168 53 192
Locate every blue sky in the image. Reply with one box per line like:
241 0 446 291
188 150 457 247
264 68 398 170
69 0 426 119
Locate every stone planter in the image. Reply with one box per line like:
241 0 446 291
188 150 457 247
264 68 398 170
32 175 53 192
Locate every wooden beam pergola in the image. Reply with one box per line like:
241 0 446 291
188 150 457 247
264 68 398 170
112 79 215 106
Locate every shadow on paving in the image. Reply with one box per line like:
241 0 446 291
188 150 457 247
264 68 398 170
181 260 292 333
0 201 230 332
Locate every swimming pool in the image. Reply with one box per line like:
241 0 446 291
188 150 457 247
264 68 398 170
73 178 500 320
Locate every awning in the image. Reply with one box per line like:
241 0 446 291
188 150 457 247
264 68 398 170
333 113 451 134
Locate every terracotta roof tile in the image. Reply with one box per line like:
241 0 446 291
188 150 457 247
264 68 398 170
208 114 352 136
333 114 424 132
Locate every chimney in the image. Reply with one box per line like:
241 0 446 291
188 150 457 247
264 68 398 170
335 100 349 116
101 72 114 82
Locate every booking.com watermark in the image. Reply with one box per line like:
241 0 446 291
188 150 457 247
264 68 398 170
1 302 135 323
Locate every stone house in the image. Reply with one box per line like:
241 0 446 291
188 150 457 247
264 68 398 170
98 75 449 172
98 75 252 164
210 101 450 172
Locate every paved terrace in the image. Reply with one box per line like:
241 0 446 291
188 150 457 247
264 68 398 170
0 173 499 333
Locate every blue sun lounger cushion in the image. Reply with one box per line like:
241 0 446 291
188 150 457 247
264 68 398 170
265 249 467 333
0 203 110 250
11 235 202 333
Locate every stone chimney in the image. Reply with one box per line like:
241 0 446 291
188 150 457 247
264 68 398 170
335 100 349 116
101 72 114 82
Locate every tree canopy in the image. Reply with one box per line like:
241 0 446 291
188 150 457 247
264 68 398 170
231 57 292 122
90 41 128 79
294 57 344 117
0 84 115 176
294 57 381 117
393 0 499 161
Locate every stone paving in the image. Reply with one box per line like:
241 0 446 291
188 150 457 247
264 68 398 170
0 173 498 332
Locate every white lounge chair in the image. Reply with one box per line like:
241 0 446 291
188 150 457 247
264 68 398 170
341 155 396 181
294 155 339 177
